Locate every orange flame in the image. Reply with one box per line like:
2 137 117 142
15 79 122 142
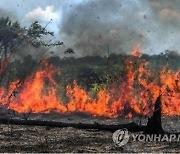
0 52 179 118
131 43 142 57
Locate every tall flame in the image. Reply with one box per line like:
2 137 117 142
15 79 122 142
0 51 179 118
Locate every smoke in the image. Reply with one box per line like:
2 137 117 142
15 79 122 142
26 6 59 22
60 0 180 56
60 0 146 56
25 5 61 35
147 0 180 54
150 0 180 25
1 0 180 56
0 8 17 20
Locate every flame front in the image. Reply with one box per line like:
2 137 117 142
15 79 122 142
0 53 179 118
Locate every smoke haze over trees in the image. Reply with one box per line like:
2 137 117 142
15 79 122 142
0 0 180 57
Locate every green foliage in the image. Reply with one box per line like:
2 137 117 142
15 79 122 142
0 17 23 55
5 52 180 96
27 21 54 38
0 17 63 59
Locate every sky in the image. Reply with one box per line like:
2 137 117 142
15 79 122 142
0 0 180 57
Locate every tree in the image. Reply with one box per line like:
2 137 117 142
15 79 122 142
0 17 66 124
0 17 63 74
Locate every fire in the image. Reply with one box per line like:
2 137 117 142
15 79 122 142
0 51 179 118
131 43 142 57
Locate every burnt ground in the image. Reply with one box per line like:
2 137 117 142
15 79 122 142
0 112 179 153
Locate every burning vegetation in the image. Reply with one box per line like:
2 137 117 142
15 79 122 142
0 0 180 152
0 46 179 118
0 10 179 152
0 17 179 120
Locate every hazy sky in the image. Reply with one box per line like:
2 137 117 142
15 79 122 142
0 0 180 56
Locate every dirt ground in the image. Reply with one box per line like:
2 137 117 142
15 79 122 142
0 113 179 153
